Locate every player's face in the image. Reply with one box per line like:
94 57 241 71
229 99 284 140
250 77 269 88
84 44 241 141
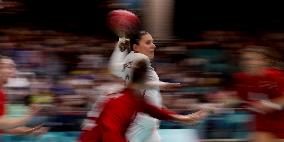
0 59 16 84
133 33 156 60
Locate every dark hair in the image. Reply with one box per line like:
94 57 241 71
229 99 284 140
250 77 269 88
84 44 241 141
130 30 149 51
241 45 282 60
131 59 148 84
242 45 284 68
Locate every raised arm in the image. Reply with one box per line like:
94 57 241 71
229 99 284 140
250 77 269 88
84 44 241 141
109 37 129 78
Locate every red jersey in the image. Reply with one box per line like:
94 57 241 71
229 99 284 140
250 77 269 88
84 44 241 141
0 89 6 133
234 68 284 138
79 89 176 142
0 89 5 116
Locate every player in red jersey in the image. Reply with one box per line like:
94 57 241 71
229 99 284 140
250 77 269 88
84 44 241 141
0 55 47 135
78 60 208 142
220 47 284 142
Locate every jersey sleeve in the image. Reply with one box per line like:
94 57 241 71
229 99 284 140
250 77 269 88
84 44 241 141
108 38 129 78
139 99 176 120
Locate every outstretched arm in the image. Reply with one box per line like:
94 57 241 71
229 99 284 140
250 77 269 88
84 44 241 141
145 81 181 90
140 99 208 123
0 115 33 130
0 105 41 130
4 125 48 135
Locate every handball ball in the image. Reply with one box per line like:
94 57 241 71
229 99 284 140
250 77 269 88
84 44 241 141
107 9 141 37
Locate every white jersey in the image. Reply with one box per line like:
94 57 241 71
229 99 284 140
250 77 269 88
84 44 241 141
109 42 162 128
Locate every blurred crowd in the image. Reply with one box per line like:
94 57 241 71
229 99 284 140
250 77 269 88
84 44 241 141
1 28 284 140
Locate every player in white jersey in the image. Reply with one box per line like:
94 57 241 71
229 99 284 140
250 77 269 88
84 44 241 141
109 31 180 142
